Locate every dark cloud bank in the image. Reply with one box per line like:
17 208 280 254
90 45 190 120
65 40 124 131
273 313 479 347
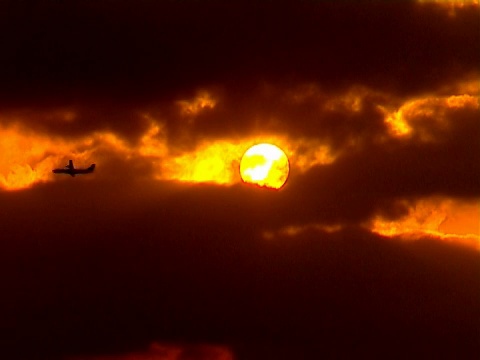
0 0 478 138
1 1 479 359
1 178 479 359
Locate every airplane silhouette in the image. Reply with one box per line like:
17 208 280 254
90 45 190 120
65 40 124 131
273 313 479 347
52 160 95 177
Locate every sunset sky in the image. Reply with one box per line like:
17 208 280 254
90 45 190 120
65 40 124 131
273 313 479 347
1 1 479 359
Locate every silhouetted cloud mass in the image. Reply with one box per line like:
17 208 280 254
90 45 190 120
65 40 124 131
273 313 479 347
1 1 479 359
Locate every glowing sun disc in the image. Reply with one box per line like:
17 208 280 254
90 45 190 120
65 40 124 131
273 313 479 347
240 143 289 189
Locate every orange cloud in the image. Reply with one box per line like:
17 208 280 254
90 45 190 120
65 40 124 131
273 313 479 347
262 197 479 249
262 223 343 240
2 79 477 191
323 86 385 113
284 80 479 145
0 118 336 190
0 124 92 190
417 0 479 17
417 0 479 5
67 342 234 360
381 93 479 139
159 139 245 185
369 197 480 249
176 91 217 117
0 124 130 190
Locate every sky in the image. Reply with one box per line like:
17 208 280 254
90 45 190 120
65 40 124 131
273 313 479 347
1 1 479 359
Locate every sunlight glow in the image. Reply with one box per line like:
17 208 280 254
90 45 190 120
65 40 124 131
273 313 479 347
159 140 248 185
240 143 289 189
157 136 334 186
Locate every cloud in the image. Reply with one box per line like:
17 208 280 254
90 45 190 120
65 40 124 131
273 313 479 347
2 78 478 191
1 80 478 252
370 197 479 249
1 182 479 358
67 342 233 360
1 1 478 104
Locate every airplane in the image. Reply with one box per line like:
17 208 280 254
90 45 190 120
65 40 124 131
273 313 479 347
52 160 96 177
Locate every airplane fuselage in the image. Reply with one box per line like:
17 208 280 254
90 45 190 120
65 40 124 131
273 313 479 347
52 160 95 177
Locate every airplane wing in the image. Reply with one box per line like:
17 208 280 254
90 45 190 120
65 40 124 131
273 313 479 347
52 168 75 177
73 164 96 174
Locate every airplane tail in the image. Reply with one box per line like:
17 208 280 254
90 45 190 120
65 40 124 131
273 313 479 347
89 164 96 171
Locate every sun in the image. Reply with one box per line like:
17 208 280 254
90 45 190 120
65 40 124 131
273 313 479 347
240 143 289 189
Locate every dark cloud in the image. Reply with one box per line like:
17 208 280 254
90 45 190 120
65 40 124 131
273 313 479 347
0 1 478 149
1 178 479 359
0 105 151 143
1 1 478 103
154 84 388 152
286 102 480 216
